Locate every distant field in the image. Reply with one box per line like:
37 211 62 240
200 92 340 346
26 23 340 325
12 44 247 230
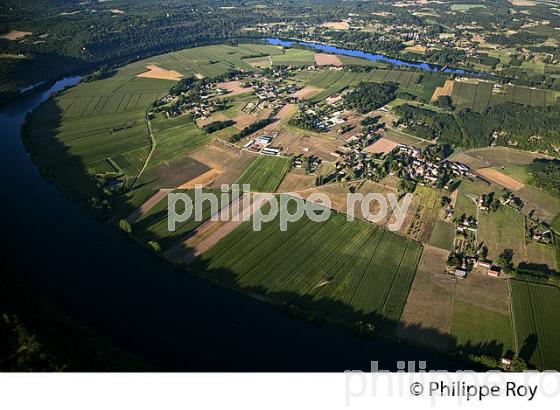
510 280 560 370
296 68 421 103
22 43 287 212
271 48 315 66
451 4 487 11
236 155 291 192
193 205 422 334
451 80 559 112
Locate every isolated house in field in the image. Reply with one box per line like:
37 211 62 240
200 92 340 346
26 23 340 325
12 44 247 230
488 267 500 277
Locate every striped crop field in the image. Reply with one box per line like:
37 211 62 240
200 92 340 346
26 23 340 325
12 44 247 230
193 201 422 334
236 155 291 192
510 280 560 370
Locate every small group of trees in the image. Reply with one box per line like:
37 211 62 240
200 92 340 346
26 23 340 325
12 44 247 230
344 82 398 113
228 118 272 143
202 120 235 134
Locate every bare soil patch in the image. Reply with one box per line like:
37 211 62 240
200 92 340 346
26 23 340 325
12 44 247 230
264 103 297 131
396 246 456 352
449 152 491 170
476 167 525 191
142 155 211 189
455 268 510 315
405 44 427 53
321 21 350 30
509 0 536 6
277 170 316 192
232 111 257 130
189 140 256 187
364 137 399 154
274 130 338 161
293 86 322 99
136 65 183 81
314 53 343 66
1 30 32 40
177 168 223 189
216 80 253 97
431 80 454 102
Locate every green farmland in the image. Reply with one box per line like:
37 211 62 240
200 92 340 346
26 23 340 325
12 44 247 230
429 220 456 251
478 205 526 266
451 80 560 112
131 189 221 249
510 280 560 370
296 68 422 103
21 43 287 213
451 300 514 358
236 155 291 192
193 202 422 333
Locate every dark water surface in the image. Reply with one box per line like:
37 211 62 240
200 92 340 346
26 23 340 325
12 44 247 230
0 77 467 371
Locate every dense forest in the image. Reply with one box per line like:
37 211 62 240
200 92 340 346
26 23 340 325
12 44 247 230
395 102 560 153
527 159 560 195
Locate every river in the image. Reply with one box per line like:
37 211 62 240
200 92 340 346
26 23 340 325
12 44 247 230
265 38 478 75
0 75 468 371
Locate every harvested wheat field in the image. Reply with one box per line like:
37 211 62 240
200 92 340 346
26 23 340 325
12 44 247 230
277 171 316 192
265 103 297 131
314 53 343 67
232 111 257 129
321 21 350 30
365 138 400 154
476 167 525 191
0 30 32 40
177 168 223 189
189 140 256 187
509 0 536 6
216 80 252 97
431 80 454 102
292 86 322 99
137 65 183 81
396 246 456 352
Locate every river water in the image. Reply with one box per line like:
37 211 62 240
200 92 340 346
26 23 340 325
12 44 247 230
0 75 468 371
265 38 476 75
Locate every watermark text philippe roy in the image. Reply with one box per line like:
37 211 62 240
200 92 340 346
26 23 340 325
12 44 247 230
167 184 413 232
